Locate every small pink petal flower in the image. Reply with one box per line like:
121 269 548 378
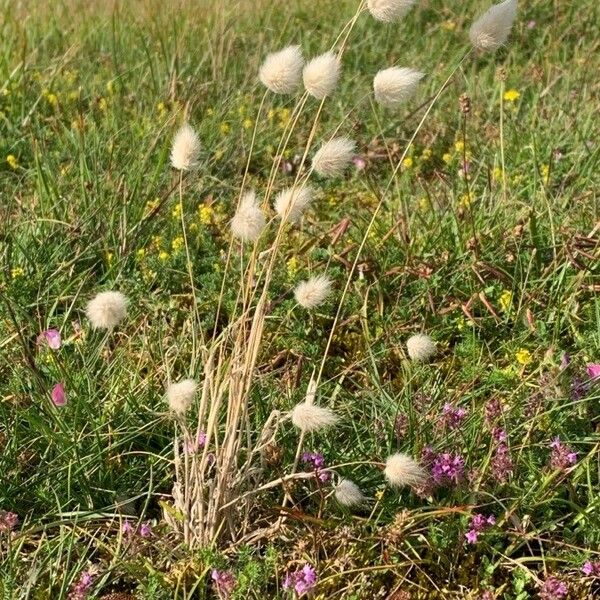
38 328 62 350
465 529 479 544
51 383 67 406
586 363 600 379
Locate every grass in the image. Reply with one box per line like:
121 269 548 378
1 0 599 597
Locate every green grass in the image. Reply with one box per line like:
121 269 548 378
1 0 599 598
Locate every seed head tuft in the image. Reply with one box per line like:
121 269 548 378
367 0 417 23
291 402 339 433
312 137 356 178
170 123 200 171
294 275 332 309
259 45 304 94
303 52 341 100
384 452 428 488
86 291 128 330
374 67 424 109
469 0 518 52
231 190 266 242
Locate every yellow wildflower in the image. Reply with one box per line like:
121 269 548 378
146 198 160 212
441 20 456 31
219 122 230 135
151 235 162 249
214 149 224 161
198 204 213 225
442 152 453 164
503 89 520 102
44 90 58 108
420 148 432 161
206 107 214 116
98 97 107 112
106 252 114 265
238 105 246 117
418 197 430 211
68 90 80 102
493 166 503 181
286 256 299 278
459 192 474 208
499 290 512 312
242 118 254 130
157 101 167 116
136 248 146 260
171 236 184 252
375 490 385 501
541 164 550 185
172 202 182 219
267 108 276 120
6 155 18 169
189 222 198 232
515 349 532 366
106 81 114 95
402 157 413 169
158 251 170 261
454 140 465 153
11 267 24 279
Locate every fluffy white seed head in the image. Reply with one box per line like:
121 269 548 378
86 291 128 330
294 275 332 309
259 45 304 94
406 333 436 361
291 402 339 432
335 478 367 507
373 67 424 109
166 379 198 416
312 137 356 178
274 186 313 223
469 0 518 52
384 453 428 488
230 191 266 242
170 123 200 171
367 0 417 22
303 52 341 100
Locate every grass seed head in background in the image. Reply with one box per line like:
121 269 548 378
367 0 417 23
373 66 424 109
384 452 428 488
85 291 128 330
274 185 313 223
170 123 201 171
230 190 267 242
469 0 518 52
291 402 339 433
406 333 436 361
166 379 198 416
303 51 341 99
259 45 304 94
312 137 356 178
294 275 332 309
334 478 367 507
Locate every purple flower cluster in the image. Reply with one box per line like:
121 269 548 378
37 328 62 350
582 560 600 576
283 564 317 596
465 513 495 544
301 451 330 483
440 403 467 430
549 437 577 471
184 431 207 454
211 569 236 599
431 452 465 486
484 398 504 426
121 519 152 539
539 576 568 600
394 412 408 440
0 511 18 532
68 571 94 600
490 428 513 483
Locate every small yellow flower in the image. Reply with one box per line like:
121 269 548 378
454 140 465 153
136 248 146 260
278 108 291 127
238 105 246 117
171 236 184 252
441 20 456 31
157 101 167 116
442 152 453 165
499 290 512 312
6 155 18 169
492 166 503 181
219 122 230 135
402 157 413 169
68 90 80 102
375 490 385 501
106 252 114 265
286 256 299 278
459 192 474 208
106 81 115 95
420 148 432 161
541 164 550 185
172 202 182 220
503 89 520 102
242 118 254 130
206 107 214 116
158 250 170 261
98 97 108 112
418 197 430 211
11 267 24 279
44 90 58 108
189 222 198 232
515 349 532 366
198 204 213 225
267 108 276 120
146 198 160 212
214 148 224 161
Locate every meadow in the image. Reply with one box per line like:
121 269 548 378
1 0 599 598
